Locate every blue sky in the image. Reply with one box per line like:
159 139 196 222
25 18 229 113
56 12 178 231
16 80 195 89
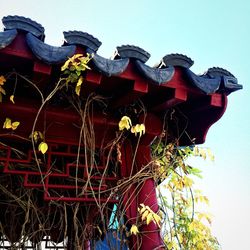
1 1 249 249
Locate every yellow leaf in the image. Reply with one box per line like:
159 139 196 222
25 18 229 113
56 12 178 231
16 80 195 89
207 148 215 161
31 131 44 143
75 76 84 96
0 76 6 85
146 213 153 225
131 123 146 137
3 118 19 130
141 210 149 221
152 213 161 227
80 53 92 68
0 86 6 95
61 54 86 71
75 85 81 96
183 176 194 188
61 58 71 71
3 118 12 129
178 233 183 243
130 224 139 235
138 203 146 214
118 116 132 131
38 142 48 154
193 146 199 156
130 126 136 134
188 221 195 232
11 121 20 130
71 54 84 60
10 95 15 104
199 148 207 160
76 76 83 86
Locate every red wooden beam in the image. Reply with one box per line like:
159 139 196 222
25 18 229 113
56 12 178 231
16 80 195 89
151 88 187 112
86 70 102 86
32 61 52 89
33 61 52 75
210 93 223 107
110 79 148 108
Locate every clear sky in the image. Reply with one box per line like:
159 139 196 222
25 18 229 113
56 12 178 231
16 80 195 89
0 1 249 249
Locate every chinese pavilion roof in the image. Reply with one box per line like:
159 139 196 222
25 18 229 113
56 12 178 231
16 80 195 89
0 15 242 145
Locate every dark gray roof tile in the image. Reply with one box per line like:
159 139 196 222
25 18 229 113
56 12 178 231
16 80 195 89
116 45 150 63
26 33 75 64
135 60 174 84
2 15 45 40
87 48 129 76
0 29 17 49
207 67 235 78
221 76 243 95
185 69 220 94
63 31 101 52
162 53 194 68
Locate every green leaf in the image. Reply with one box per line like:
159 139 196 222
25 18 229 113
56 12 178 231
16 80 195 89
69 65 76 71
76 70 81 76
189 167 203 178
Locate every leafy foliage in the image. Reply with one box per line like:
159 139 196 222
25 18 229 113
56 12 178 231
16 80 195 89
151 141 221 250
61 53 93 96
138 203 161 227
0 54 220 249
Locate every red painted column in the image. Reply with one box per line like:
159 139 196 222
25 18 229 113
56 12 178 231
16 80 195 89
121 113 165 249
136 145 164 250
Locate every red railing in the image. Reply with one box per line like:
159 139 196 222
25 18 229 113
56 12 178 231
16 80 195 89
0 142 118 203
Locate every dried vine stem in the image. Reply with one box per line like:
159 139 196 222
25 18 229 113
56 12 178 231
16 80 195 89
0 55 220 250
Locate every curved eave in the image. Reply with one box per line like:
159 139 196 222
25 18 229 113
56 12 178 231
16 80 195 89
0 29 17 49
89 50 129 76
222 76 243 94
185 69 220 94
185 69 242 95
26 33 76 64
135 60 174 84
184 94 228 145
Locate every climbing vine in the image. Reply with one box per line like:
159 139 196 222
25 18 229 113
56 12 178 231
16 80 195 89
0 53 220 249
152 142 221 249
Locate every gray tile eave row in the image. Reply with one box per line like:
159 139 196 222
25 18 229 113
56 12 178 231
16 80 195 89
0 15 242 95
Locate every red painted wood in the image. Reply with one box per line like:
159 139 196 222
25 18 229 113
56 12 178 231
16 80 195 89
163 67 193 90
185 94 228 144
111 79 148 108
139 113 163 146
135 145 164 250
0 33 34 59
33 61 52 75
151 88 188 112
86 70 102 85
119 62 144 80
210 93 223 107
0 31 231 249
121 119 164 249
